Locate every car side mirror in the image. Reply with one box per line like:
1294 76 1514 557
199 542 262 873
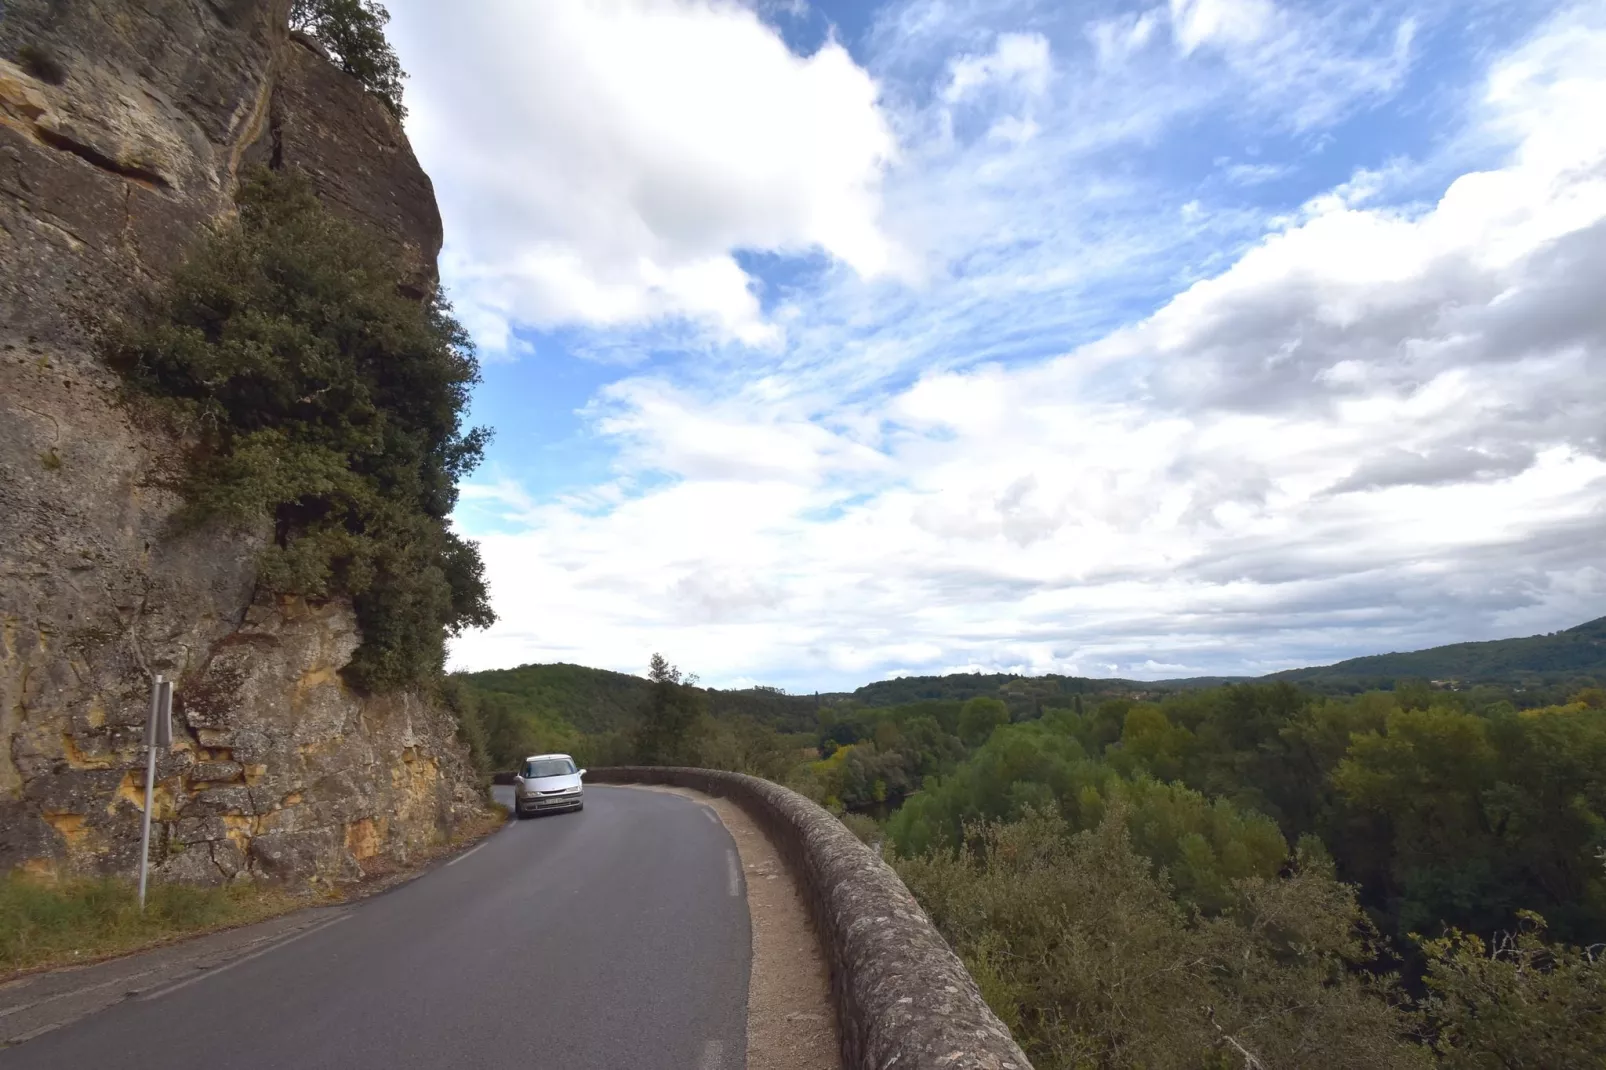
578 769 587 777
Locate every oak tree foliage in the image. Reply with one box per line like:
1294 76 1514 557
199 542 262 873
290 0 407 117
1419 912 1605 1069
111 169 493 691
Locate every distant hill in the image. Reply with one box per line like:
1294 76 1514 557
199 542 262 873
1267 615 1606 688
455 661 823 735
458 663 646 734
458 616 1606 736
842 616 1606 712
854 668 1143 706
848 671 1194 718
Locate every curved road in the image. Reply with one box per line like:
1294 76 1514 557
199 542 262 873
2 786 749 1070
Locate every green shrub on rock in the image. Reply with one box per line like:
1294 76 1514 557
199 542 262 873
111 168 493 692
290 0 407 118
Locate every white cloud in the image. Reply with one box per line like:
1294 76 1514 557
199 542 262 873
448 3 1605 690
1089 10 1163 66
944 32 1054 102
1222 161 1290 186
388 0 897 351
1169 0 1277 54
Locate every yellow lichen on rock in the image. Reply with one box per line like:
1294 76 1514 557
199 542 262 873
344 817 386 861
295 665 338 697
394 747 441 812
43 811 90 850
298 736 344 758
0 64 49 129
222 814 257 852
109 770 177 818
20 856 58 880
62 731 113 770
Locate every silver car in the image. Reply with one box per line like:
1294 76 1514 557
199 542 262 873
512 753 586 817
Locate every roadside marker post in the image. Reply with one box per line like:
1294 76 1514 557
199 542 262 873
137 675 173 912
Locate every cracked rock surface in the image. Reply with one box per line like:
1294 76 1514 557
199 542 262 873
0 0 478 886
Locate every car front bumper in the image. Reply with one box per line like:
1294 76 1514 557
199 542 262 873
516 791 583 813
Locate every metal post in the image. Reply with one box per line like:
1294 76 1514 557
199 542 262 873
137 674 163 912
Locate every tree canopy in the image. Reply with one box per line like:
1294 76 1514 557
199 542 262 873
112 169 492 691
290 0 407 118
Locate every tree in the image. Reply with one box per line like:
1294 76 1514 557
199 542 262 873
1333 702 1606 943
633 654 704 765
959 697 1010 746
898 808 1428 1070
290 0 407 117
1420 912 1606 1069
698 715 794 779
112 169 492 691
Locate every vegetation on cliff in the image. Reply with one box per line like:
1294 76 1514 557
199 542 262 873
290 0 407 117
111 169 493 691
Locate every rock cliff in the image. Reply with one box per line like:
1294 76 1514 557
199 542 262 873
0 0 483 885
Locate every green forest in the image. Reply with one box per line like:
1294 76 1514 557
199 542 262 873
1270 615 1606 691
449 629 1606 1068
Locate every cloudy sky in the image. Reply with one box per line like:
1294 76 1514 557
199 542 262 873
385 0 1606 691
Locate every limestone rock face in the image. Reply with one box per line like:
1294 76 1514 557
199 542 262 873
262 36 443 296
0 0 480 884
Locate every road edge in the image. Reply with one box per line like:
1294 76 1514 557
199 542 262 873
615 784 842 1070
0 802 508 992
589 767 1032 1070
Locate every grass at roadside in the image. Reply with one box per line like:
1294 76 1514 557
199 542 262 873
1 805 510 979
0 874 307 977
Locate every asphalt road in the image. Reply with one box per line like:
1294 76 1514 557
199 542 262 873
1 786 749 1070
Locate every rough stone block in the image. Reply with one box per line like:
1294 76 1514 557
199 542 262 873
188 760 245 784
250 828 338 882
184 785 257 817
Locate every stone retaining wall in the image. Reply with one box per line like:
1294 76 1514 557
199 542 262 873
588 766 1031 1070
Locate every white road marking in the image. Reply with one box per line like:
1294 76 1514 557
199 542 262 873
699 1038 725 1070
0 965 168 1019
136 913 351 1002
702 808 718 824
446 841 487 867
726 849 741 898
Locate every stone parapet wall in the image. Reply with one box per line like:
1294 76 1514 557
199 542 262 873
589 767 1031 1070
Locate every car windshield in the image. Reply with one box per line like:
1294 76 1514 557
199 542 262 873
523 758 574 778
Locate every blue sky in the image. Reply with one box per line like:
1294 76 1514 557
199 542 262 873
385 0 1606 690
